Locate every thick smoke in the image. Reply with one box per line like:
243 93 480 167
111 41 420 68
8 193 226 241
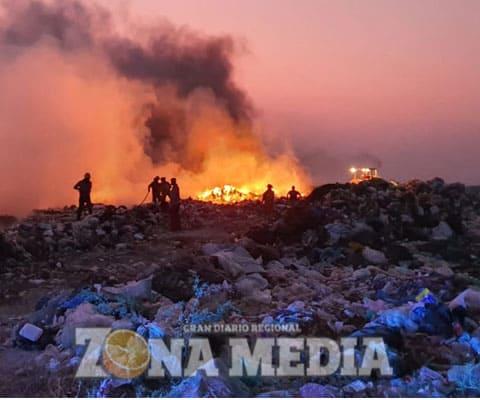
0 0 309 215
0 0 99 49
1 0 252 171
105 35 252 121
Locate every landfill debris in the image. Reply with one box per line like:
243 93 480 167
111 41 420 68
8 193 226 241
450 288 480 314
58 303 115 349
299 383 341 397
18 323 44 342
448 363 480 393
102 277 152 301
167 359 250 397
432 221 454 240
343 379 370 393
362 247 388 265
1 178 480 396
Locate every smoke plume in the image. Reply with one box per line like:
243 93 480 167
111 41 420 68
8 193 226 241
0 0 309 215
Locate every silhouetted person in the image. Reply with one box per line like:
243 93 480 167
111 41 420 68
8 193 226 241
148 176 161 204
168 178 181 231
287 185 301 203
159 177 171 212
262 184 275 214
74 172 93 220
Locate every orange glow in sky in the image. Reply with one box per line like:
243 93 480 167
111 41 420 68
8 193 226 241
118 0 480 184
1 0 479 215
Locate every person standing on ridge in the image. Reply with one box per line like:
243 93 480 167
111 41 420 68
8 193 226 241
262 184 275 214
148 176 161 204
287 185 301 203
74 172 93 220
159 177 171 212
168 178 181 231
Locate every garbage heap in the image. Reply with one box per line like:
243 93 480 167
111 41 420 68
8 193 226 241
3 177 480 397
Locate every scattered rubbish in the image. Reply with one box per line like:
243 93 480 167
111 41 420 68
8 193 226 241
432 221 454 240
263 301 314 326
448 363 480 392
343 379 370 393
58 303 115 348
2 177 480 396
299 383 341 397
102 277 152 301
450 289 480 314
362 247 388 265
18 323 43 342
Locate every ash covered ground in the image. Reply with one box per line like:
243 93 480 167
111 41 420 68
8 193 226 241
1 178 480 397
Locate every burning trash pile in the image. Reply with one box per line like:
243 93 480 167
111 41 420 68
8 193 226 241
2 176 480 396
197 185 260 204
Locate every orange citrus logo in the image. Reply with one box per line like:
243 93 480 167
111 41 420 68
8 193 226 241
102 329 150 379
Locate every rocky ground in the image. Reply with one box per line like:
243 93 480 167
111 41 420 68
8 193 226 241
1 177 480 397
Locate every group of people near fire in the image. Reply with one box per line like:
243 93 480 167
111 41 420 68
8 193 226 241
73 172 301 230
147 176 181 231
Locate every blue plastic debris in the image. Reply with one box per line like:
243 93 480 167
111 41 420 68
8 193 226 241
470 338 480 355
167 368 249 397
136 322 166 339
60 289 104 309
448 363 480 392
456 332 480 356
377 308 418 332
187 301 236 325
60 288 138 320
265 301 314 325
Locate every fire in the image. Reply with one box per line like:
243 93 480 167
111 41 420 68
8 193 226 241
0 36 312 213
197 184 260 203
181 103 312 205
0 0 314 215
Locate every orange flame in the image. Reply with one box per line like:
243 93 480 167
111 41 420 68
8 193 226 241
0 47 312 214
198 184 260 203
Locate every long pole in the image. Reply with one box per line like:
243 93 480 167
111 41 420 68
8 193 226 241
139 191 149 206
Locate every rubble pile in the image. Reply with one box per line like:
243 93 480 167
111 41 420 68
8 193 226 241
1 205 167 262
2 177 480 396
0 201 269 267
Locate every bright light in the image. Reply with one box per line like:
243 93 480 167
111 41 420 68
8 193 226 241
198 184 259 204
350 166 380 184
